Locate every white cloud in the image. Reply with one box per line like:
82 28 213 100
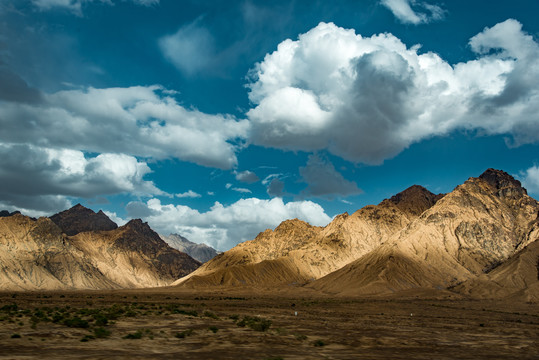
176 190 202 198
125 197 331 250
0 144 164 209
31 0 158 15
299 154 361 199
0 143 167 214
234 170 260 183
521 166 539 195
0 85 249 169
231 187 252 194
380 0 445 25
247 20 539 164
159 18 215 76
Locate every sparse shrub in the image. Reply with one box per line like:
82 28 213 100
80 335 95 342
294 333 307 341
313 340 325 347
209 326 219 333
93 327 111 338
11 333 21 339
229 314 240 322
93 314 108 326
204 311 219 320
237 316 272 332
174 329 194 338
63 317 89 328
123 330 143 339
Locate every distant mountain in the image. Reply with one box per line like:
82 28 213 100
0 207 200 290
50 203 118 235
174 169 539 301
160 234 219 263
174 185 443 288
0 210 21 217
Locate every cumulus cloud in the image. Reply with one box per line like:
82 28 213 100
521 166 539 195
380 0 445 25
0 143 162 212
124 197 331 250
159 18 215 76
299 154 361 199
0 85 248 169
175 190 202 198
234 170 260 183
247 20 539 164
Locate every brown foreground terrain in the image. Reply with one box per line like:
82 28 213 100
0 288 537 359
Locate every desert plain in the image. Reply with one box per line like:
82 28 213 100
0 288 537 359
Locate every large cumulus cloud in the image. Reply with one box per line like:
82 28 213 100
247 20 539 164
123 197 332 250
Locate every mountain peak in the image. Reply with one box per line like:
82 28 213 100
381 185 443 217
478 168 527 197
50 204 117 236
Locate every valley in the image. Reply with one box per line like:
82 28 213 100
0 290 537 359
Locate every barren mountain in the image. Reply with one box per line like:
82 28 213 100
50 203 118 235
160 234 219 263
309 169 539 297
0 212 200 290
174 185 443 288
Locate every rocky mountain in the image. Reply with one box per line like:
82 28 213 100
160 234 219 263
175 169 539 301
308 169 539 296
0 210 21 217
50 203 118 235
174 185 443 288
0 206 200 290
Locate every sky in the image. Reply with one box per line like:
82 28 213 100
1 0 539 251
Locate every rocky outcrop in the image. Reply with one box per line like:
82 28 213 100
50 204 118 236
160 234 219 263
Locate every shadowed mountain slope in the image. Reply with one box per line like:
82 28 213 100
308 169 539 297
50 204 118 236
175 185 443 288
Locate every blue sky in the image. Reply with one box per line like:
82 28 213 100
1 0 539 250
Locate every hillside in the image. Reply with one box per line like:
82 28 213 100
0 206 200 290
308 169 539 297
174 185 443 288
160 233 219 263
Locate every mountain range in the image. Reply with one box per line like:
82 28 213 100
173 169 539 301
0 168 537 301
0 205 200 290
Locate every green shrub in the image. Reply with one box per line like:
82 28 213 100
174 329 194 338
209 326 219 333
63 317 89 328
11 333 21 339
237 316 272 332
93 327 111 338
313 340 325 347
123 330 143 339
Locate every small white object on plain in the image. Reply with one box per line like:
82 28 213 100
295 311 298 316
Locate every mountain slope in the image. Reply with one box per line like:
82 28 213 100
160 234 219 263
309 169 539 296
0 213 200 290
175 185 443 288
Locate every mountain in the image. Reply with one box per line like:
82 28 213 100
0 210 21 217
160 234 219 263
174 185 443 288
0 209 200 290
50 203 118 235
308 169 539 297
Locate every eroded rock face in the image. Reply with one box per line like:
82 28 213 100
50 204 118 236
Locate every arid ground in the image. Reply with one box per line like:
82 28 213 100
0 288 537 359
